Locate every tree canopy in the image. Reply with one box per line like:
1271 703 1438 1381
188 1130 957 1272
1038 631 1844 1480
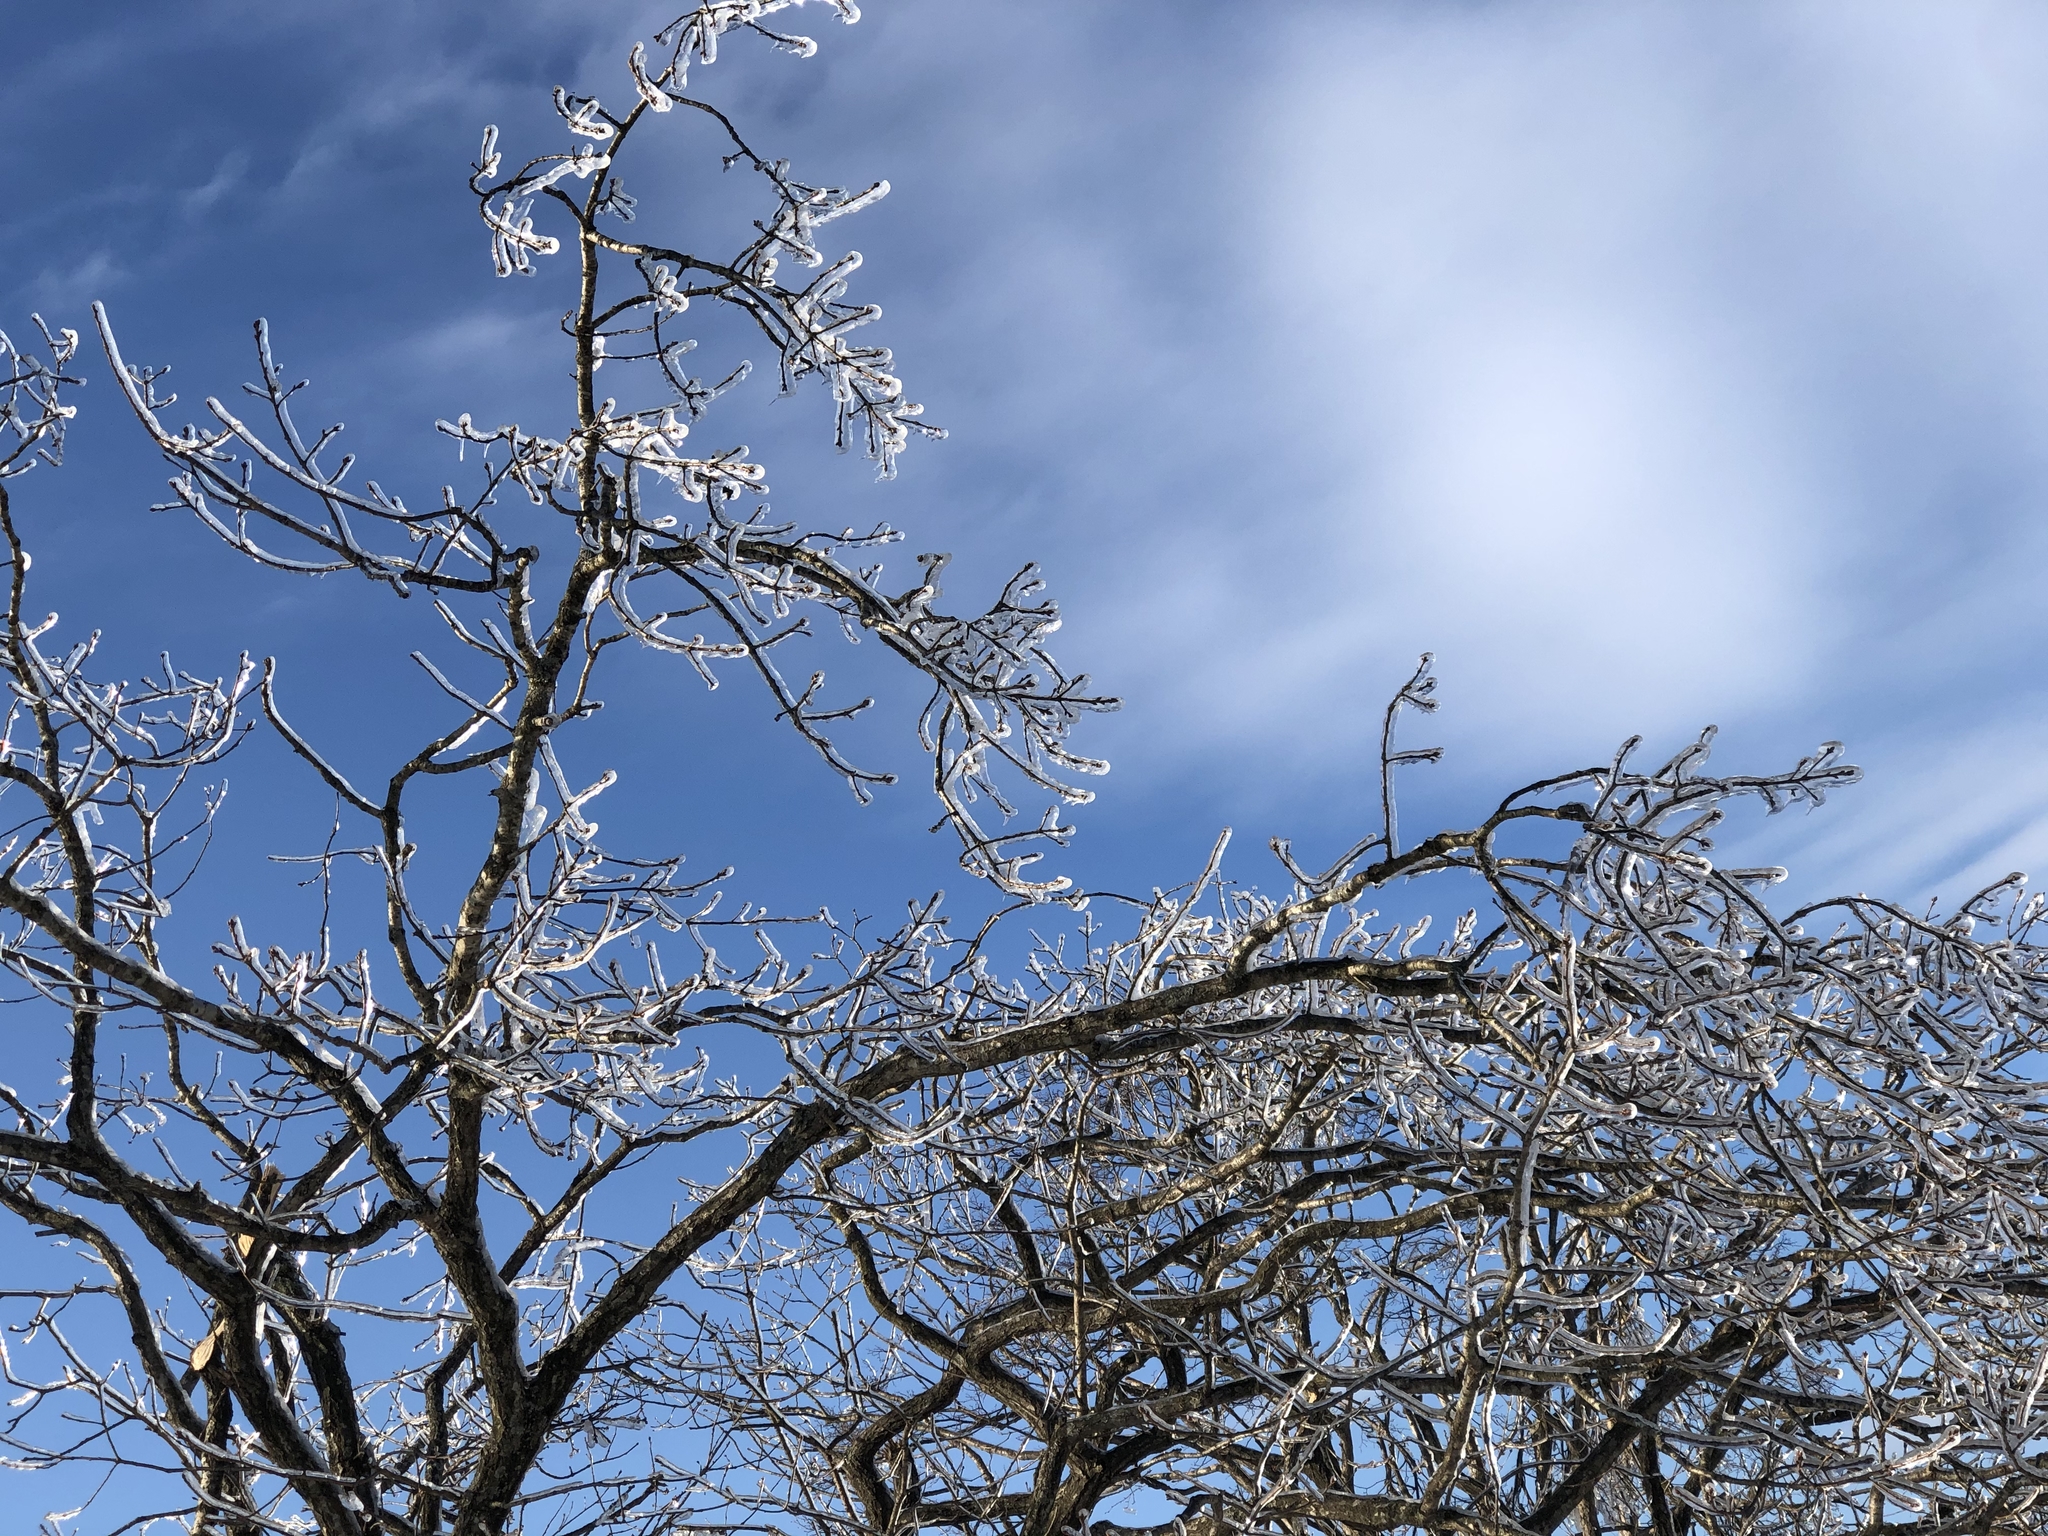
3 7 2047 1536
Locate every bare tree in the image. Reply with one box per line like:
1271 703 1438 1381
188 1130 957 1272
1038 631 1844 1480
683 683 2048 1536
4 7 2048 1536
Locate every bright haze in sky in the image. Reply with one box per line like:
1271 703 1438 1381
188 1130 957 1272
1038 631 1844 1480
6 0 2048 917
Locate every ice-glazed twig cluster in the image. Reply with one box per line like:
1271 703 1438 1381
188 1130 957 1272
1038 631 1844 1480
676 691 2048 1536
0 317 81 480
104 0 1112 902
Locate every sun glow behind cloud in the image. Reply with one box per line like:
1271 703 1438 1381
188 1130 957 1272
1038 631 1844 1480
1038 0 2048 899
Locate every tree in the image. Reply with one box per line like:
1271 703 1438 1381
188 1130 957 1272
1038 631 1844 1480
3 6 2048 1535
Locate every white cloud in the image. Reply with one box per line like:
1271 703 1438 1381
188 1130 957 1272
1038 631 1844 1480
988 0 2048 890
31 248 126 311
181 151 249 216
394 308 526 377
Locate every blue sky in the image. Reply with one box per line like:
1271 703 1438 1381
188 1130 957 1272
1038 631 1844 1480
8 0 2048 924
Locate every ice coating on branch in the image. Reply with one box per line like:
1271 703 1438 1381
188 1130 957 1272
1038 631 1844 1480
594 176 636 222
484 196 560 277
465 7 927 476
553 87 615 140
642 261 690 315
474 123 503 182
627 41 674 111
650 1 859 90
517 144 611 197
0 318 82 479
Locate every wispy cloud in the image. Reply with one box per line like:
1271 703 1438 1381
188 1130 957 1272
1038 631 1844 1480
31 248 127 311
9 0 2048 906
181 151 249 217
